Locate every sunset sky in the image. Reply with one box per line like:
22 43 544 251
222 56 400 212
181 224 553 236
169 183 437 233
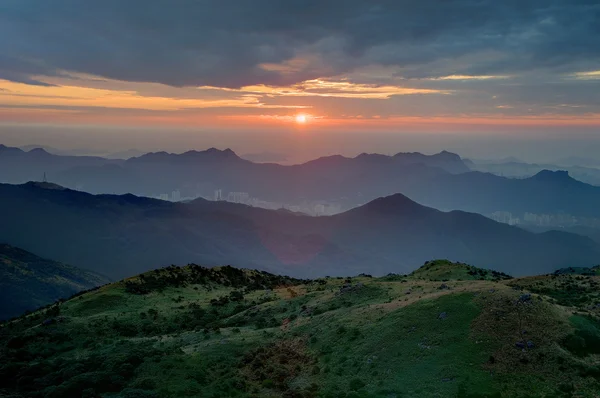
1 1 600 160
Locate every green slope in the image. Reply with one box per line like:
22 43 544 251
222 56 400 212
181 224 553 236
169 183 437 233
0 244 110 320
552 265 600 276
1 261 599 397
408 259 513 281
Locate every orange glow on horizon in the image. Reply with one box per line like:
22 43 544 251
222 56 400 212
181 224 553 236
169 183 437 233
1 74 599 131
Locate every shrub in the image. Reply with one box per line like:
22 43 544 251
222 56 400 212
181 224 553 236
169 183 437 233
349 378 365 391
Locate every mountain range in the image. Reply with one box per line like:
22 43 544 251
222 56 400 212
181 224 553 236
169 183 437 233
0 181 598 280
468 158 600 186
0 145 467 202
5 144 600 220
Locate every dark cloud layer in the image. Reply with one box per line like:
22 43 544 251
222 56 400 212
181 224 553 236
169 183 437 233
1 0 599 88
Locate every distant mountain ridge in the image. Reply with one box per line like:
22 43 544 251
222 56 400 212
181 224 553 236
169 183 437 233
416 168 600 217
0 144 122 184
0 181 597 280
468 157 600 187
0 144 469 190
0 244 110 320
128 147 243 164
6 144 600 219
0 144 471 210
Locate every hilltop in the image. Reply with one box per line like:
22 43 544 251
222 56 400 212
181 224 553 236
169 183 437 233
0 244 110 321
408 259 513 282
2 260 599 397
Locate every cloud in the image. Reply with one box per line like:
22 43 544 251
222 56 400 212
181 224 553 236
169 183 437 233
572 70 600 79
0 55 58 86
1 1 599 88
214 79 449 99
0 79 310 111
423 75 511 81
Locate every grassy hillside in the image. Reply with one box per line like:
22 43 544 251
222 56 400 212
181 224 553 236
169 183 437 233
0 244 111 321
1 260 599 397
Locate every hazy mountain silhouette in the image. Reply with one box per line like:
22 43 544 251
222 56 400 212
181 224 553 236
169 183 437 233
413 169 600 217
0 182 597 280
5 144 600 218
0 144 121 184
0 144 467 199
240 151 289 163
468 157 600 186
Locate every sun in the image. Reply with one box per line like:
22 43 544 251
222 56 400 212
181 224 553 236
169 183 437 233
295 114 307 124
